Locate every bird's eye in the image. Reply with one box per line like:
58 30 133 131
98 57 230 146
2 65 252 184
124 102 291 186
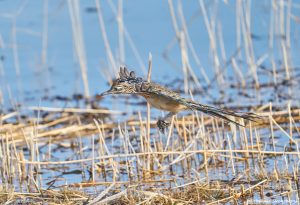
114 86 122 91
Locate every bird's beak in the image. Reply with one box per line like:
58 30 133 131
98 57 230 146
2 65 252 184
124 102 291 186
99 89 112 97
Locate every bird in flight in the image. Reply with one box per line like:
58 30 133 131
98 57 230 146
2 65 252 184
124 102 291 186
100 67 260 132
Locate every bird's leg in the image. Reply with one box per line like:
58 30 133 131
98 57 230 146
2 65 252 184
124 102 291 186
157 112 176 133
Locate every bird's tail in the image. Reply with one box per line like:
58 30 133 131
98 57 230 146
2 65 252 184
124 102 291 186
184 101 261 127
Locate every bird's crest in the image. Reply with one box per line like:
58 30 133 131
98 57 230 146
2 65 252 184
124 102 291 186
117 67 144 84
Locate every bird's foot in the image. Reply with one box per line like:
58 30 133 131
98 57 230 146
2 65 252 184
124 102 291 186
157 119 170 133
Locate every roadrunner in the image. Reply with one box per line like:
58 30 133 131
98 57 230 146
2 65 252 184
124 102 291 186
101 67 259 131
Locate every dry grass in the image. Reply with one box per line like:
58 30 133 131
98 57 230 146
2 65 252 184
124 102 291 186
0 101 300 204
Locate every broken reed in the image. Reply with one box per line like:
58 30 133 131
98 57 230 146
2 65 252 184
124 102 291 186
0 102 300 203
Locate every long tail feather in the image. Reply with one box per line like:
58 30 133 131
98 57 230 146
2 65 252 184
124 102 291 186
184 101 261 127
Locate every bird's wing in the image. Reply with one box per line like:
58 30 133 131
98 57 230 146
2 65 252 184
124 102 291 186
145 82 183 100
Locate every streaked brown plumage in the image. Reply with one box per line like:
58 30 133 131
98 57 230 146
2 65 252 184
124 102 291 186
100 67 260 131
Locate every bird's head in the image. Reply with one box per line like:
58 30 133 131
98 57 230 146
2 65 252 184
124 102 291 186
100 67 143 96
